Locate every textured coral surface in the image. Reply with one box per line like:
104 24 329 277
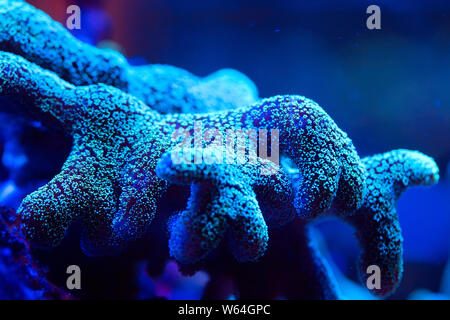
0 0 258 114
0 52 365 259
0 0 441 300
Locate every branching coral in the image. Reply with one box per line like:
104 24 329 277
156 148 295 264
0 0 441 300
0 0 258 114
0 51 364 259
175 150 439 299
344 150 439 296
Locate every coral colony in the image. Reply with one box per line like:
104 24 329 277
0 0 440 299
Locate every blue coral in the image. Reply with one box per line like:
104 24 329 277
156 148 294 263
0 0 258 114
343 149 439 296
0 0 441 300
0 51 364 260
183 150 439 299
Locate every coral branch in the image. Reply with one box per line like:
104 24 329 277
344 149 439 297
156 148 293 263
179 150 439 299
0 0 258 114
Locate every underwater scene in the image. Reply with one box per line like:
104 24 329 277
0 0 449 302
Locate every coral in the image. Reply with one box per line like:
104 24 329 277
0 51 364 260
0 1 440 300
0 0 258 114
343 150 439 296
178 150 439 299
156 148 295 263
0 206 69 299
